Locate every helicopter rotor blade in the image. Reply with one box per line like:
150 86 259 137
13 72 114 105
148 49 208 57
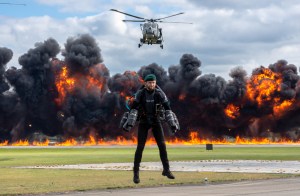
154 12 184 20
123 20 146 22
157 21 193 24
110 9 145 20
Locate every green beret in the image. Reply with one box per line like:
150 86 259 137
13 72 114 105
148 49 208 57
144 74 156 81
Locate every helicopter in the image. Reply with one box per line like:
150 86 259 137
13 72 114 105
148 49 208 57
110 9 192 49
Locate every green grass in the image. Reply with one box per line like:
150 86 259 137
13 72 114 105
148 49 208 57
1 146 300 167
0 146 300 195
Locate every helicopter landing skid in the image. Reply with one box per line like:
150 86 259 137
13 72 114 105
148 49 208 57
138 38 163 49
138 43 163 49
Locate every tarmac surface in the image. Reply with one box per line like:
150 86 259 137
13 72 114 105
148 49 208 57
20 160 300 174
44 177 300 196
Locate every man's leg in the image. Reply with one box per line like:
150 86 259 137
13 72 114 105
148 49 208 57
152 123 175 179
133 123 149 183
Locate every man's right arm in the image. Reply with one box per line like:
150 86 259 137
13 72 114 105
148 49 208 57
131 88 143 109
122 89 142 132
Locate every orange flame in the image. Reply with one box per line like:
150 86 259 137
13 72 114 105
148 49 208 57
273 99 294 116
54 64 106 106
32 139 50 146
224 104 240 119
0 140 8 146
245 67 294 116
1 132 300 146
55 138 78 146
83 135 97 146
246 67 282 106
11 140 29 146
55 66 75 105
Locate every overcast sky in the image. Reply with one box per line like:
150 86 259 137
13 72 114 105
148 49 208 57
1 0 300 79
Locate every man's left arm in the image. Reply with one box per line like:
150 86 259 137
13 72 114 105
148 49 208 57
158 90 180 133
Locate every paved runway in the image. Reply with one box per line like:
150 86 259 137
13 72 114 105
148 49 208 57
45 177 300 196
21 160 300 174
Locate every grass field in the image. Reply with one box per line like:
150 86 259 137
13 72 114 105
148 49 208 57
0 145 300 195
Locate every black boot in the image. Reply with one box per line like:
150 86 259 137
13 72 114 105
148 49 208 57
162 159 175 179
133 167 140 184
162 169 175 179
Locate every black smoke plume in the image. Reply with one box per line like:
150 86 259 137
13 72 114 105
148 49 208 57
0 47 13 93
63 34 103 74
0 47 20 141
4 38 61 141
1 34 300 142
55 34 118 138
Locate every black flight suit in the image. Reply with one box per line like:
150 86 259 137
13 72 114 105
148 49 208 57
130 86 172 173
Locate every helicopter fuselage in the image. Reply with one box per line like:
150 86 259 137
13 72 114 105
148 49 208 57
141 22 162 45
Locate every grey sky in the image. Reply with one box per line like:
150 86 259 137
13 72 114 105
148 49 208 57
1 0 299 80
